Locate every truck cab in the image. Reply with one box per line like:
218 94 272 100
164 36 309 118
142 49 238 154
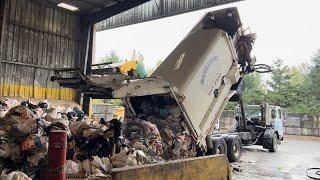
267 105 287 140
235 103 287 143
241 104 287 140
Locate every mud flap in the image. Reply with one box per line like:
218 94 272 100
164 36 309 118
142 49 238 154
111 155 231 180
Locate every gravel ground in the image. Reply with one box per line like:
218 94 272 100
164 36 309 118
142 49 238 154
231 135 320 180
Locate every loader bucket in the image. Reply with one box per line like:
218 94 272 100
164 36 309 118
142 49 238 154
111 155 231 180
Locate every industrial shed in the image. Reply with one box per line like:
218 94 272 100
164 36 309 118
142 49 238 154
0 0 240 113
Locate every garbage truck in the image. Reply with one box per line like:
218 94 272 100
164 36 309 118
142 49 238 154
52 7 272 180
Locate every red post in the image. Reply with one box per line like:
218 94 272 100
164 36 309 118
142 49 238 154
48 130 68 180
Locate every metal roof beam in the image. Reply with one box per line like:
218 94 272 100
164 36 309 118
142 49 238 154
96 0 242 31
82 0 151 25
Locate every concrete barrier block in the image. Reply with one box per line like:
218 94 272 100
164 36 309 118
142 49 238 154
288 114 301 121
301 120 313 128
301 114 310 121
285 127 301 135
313 120 319 129
285 119 300 127
301 128 313 136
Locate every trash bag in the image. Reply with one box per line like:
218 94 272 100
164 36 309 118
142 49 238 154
27 152 47 166
9 143 22 162
0 141 10 158
1 106 36 134
0 98 19 118
9 120 38 143
69 121 90 137
0 170 31 180
82 128 105 140
136 150 151 165
100 157 112 173
91 156 111 173
82 159 92 175
67 160 81 174
20 135 48 153
110 147 137 168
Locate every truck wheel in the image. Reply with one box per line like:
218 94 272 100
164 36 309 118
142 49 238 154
212 137 227 155
226 135 242 162
269 133 278 152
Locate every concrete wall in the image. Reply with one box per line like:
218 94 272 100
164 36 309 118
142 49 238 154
219 111 320 137
285 113 320 136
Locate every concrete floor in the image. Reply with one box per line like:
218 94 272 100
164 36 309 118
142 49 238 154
231 135 320 180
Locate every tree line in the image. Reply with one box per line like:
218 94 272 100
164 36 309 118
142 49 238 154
242 50 320 115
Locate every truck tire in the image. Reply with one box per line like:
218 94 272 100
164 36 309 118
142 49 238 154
212 137 227 155
226 135 242 162
269 133 278 152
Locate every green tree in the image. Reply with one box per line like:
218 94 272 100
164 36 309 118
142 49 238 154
285 65 309 114
309 50 320 98
242 72 266 105
266 59 292 107
100 50 122 63
302 50 320 114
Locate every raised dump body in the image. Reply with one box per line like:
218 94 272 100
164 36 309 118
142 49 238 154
151 26 239 146
110 7 255 149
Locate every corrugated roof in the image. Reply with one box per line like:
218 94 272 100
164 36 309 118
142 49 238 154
96 0 242 31
44 0 121 14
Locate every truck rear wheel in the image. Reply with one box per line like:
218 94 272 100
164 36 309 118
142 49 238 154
212 137 227 155
226 135 242 162
269 133 278 152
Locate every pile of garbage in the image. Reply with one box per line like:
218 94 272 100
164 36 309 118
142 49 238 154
0 96 197 179
123 95 197 162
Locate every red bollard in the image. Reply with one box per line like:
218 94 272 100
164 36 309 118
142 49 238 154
48 130 68 180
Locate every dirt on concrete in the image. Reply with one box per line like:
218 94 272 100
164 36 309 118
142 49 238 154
231 135 320 180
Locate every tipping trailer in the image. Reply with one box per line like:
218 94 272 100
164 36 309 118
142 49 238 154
52 7 267 180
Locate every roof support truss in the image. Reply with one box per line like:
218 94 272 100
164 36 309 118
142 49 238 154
96 0 242 31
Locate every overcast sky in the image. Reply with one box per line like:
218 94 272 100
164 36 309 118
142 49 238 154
95 0 320 69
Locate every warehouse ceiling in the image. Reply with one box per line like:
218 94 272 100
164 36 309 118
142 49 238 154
41 0 151 15
95 0 243 31
39 0 151 24
44 0 120 14
40 0 242 27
